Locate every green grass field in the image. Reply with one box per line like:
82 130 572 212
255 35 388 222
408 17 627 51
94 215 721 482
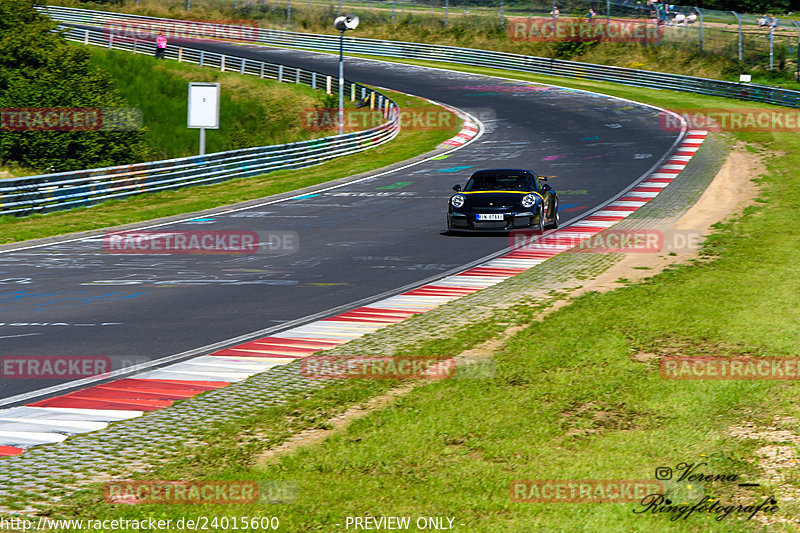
39 60 800 532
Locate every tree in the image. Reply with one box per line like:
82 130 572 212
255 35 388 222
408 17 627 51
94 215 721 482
0 0 150 172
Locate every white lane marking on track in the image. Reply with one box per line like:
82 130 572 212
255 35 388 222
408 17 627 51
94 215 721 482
0 333 41 340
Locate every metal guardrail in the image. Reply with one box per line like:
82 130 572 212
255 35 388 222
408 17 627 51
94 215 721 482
0 24 399 216
41 4 800 109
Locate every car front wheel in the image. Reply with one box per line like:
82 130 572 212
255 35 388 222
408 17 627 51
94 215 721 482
534 206 545 234
545 199 559 229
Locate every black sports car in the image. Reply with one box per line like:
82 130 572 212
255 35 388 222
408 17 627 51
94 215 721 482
447 169 559 233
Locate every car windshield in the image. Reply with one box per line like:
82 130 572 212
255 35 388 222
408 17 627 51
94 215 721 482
463 173 536 192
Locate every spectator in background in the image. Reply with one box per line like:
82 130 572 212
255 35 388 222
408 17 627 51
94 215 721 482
155 34 167 59
587 8 595 22
758 14 768 27
550 6 560 18
658 2 669 25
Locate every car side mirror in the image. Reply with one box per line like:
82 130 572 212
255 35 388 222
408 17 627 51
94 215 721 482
542 183 552 191
452 184 461 192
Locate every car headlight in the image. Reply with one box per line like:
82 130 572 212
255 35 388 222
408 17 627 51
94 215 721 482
521 194 537 208
451 194 466 208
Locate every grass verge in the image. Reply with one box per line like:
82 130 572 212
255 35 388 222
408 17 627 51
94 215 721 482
36 64 800 531
0 88 459 245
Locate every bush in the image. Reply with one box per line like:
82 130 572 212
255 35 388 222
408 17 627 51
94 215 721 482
0 0 150 172
551 40 597 59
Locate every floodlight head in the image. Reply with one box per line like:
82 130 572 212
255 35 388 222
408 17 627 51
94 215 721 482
334 14 359 31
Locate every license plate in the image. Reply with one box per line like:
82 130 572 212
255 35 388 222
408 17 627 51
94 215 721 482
476 213 504 221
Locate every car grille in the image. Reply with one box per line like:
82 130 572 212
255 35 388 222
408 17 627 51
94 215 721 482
473 221 507 229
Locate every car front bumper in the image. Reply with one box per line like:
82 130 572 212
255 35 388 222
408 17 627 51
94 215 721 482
447 210 540 232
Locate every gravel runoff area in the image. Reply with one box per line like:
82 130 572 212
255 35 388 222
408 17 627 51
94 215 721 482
0 134 728 514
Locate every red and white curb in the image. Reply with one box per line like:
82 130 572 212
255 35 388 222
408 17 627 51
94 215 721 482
440 106 480 147
0 131 707 457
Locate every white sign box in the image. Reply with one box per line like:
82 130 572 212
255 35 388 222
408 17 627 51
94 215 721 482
187 82 220 129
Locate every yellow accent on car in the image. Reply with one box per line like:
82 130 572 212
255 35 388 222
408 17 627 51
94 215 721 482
462 191 544 199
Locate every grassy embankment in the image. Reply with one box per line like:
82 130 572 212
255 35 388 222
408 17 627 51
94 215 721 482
45 60 800 531
86 45 338 160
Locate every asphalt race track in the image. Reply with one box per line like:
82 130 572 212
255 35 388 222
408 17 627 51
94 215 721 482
0 38 680 405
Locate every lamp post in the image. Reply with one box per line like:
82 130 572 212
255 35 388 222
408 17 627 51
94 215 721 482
334 14 359 136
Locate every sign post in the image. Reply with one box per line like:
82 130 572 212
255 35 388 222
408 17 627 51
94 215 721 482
187 82 220 155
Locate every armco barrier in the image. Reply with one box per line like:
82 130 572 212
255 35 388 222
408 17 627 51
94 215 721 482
40 5 800 109
0 25 399 216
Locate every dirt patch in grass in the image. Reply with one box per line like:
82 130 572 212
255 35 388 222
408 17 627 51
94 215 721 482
632 338 760 365
729 416 800 529
559 142 763 297
560 401 641 437
673 143 763 232
629 319 764 369
730 416 800 485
